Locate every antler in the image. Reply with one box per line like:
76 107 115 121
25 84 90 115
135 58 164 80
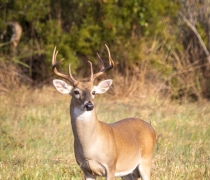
88 44 114 82
52 47 78 86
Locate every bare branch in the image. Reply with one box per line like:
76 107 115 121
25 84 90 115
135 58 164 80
179 12 210 62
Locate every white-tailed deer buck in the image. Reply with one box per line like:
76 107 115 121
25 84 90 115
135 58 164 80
52 45 156 180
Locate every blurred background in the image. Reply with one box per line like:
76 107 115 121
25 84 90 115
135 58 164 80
0 1 210 179
1 0 210 101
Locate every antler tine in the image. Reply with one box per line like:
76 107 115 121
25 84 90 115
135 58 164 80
105 44 111 60
105 44 114 68
97 53 105 71
88 61 93 81
52 47 78 86
90 44 114 82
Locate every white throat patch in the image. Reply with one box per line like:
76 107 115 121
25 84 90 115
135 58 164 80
73 107 92 121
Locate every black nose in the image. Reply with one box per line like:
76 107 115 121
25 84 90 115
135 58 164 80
85 101 94 111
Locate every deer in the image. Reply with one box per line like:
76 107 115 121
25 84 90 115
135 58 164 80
52 44 156 180
0 21 22 56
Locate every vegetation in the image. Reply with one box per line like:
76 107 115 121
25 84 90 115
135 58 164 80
1 0 210 179
0 87 210 179
1 0 178 86
1 0 210 100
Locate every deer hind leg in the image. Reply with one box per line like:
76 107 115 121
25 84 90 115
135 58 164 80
138 158 153 180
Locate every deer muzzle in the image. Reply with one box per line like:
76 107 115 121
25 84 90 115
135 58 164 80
84 101 94 111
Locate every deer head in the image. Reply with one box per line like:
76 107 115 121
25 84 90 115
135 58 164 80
52 44 114 111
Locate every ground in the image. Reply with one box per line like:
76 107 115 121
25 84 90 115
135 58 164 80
0 86 210 179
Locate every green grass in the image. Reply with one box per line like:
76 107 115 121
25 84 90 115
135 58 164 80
0 87 210 179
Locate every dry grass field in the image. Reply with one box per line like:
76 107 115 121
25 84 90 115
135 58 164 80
0 85 210 179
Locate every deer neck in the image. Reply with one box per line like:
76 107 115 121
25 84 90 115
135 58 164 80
70 102 100 144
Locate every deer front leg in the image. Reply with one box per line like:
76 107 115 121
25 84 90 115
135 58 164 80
85 177 96 180
106 173 115 180
105 167 115 180
83 170 96 180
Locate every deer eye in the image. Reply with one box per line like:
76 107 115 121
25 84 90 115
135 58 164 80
74 90 80 95
92 91 96 95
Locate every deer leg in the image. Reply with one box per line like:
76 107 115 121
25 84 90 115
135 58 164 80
85 178 96 180
121 174 138 180
105 167 115 180
138 158 153 180
83 170 96 180
106 175 115 180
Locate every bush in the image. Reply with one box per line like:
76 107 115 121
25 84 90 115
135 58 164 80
0 0 178 77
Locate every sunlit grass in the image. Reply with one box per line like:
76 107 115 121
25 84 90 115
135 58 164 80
0 86 210 179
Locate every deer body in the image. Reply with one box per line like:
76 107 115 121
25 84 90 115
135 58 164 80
52 45 156 180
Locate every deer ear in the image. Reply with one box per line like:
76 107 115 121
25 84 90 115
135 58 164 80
94 79 112 94
53 79 73 94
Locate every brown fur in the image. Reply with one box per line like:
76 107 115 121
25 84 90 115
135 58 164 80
52 45 156 180
68 81 156 180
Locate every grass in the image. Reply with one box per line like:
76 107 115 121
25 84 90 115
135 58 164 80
0 86 210 179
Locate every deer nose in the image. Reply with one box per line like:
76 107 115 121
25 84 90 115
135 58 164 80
84 101 94 111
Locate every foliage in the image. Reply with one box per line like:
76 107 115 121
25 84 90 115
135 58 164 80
0 0 179 80
167 0 210 100
3 0 210 101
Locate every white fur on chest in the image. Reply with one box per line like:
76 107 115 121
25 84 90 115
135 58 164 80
73 107 92 121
